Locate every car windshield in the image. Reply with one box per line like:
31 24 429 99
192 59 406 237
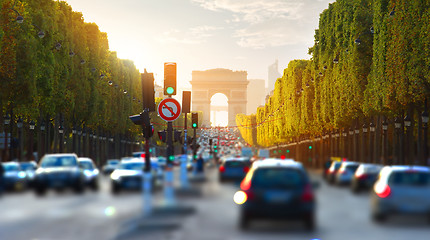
79 161 94 170
20 163 36 170
3 164 19 172
251 168 305 189
41 156 77 167
119 162 144 170
388 171 430 186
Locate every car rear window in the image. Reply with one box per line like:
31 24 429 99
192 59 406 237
251 168 305 189
346 165 359 172
388 171 430 186
41 156 77 167
79 161 94 170
225 161 246 167
119 162 144 170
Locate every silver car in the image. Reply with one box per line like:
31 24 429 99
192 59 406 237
371 165 430 222
78 157 99 191
335 161 360 185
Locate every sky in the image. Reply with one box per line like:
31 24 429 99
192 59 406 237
63 0 334 91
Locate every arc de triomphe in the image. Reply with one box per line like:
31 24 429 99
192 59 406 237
190 69 249 127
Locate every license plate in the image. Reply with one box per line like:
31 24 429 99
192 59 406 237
265 191 291 203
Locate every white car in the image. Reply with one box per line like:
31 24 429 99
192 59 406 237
78 157 99 191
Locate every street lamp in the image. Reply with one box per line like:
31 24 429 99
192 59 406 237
369 122 375 163
3 114 11 161
40 120 45 158
404 115 412 164
17 117 23 161
422 110 429 165
394 117 402 164
58 125 64 153
362 123 368 162
382 120 388 165
28 120 35 160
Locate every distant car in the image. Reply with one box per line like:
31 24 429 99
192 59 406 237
19 161 37 187
351 163 383 193
327 161 342 184
2 162 27 191
102 159 120 175
371 165 430 222
78 157 99 191
219 156 251 182
235 159 317 230
335 161 360 185
110 159 158 194
34 153 85 195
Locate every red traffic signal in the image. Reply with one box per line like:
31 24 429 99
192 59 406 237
158 130 166 143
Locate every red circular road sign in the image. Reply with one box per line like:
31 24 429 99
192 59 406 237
158 98 182 122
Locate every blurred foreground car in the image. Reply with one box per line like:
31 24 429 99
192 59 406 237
219 156 251 182
335 161 360 185
111 159 159 194
102 159 120 175
78 157 99 191
34 153 85 196
2 162 27 191
234 159 317 230
351 163 383 193
371 165 430 222
19 161 37 188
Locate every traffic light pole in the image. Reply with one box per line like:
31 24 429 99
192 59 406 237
181 113 189 188
192 128 198 176
164 118 176 205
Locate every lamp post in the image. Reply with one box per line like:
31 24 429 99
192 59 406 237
355 124 360 162
404 115 412 165
349 128 354 160
27 120 35 160
369 122 375 163
72 126 77 153
422 110 429 165
17 117 23 161
58 125 64 153
77 127 82 156
3 114 11 162
394 117 402 164
382 120 388 165
40 121 45 159
362 123 368 163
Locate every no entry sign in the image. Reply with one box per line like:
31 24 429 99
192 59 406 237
158 98 182 122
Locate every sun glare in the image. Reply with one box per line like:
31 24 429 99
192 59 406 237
211 93 228 127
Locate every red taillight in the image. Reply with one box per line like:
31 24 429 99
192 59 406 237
243 166 250 173
375 184 391 198
219 166 225 173
301 184 314 202
356 174 368 180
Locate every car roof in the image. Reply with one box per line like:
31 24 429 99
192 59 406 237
341 161 359 166
2 161 20 166
78 157 94 162
252 159 302 169
386 165 430 172
43 153 77 157
224 156 250 161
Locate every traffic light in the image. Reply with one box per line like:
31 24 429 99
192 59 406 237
309 145 313 150
158 130 166 143
182 91 191 113
174 130 182 142
213 144 218 153
129 111 153 138
164 62 176 95
145 124 154 138
141 69 155 112
192 112 198 129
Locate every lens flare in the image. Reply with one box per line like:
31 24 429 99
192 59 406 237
233 191 247 205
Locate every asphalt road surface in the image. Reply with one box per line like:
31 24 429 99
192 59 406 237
2 167 430 240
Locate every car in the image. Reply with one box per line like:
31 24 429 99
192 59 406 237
110 159 158 194
78 157 99 191
351 163 383 193
102 159 120 175
371 165 430 222
2 162 27 191
34 153 86 196
19 161 37 188
234 159 317 230
219 156 251 182
326 161 342 184
335 161 360 185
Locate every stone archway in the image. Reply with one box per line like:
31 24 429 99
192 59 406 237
190 69 249 127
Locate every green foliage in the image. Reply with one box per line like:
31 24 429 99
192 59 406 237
0 0 143 138
236 0 430 147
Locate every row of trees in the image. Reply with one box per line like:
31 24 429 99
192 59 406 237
0 0 144 161
236 0 430 163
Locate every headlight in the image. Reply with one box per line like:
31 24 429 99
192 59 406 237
111 173 121 181
18 171 26 179
84 170 93 177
